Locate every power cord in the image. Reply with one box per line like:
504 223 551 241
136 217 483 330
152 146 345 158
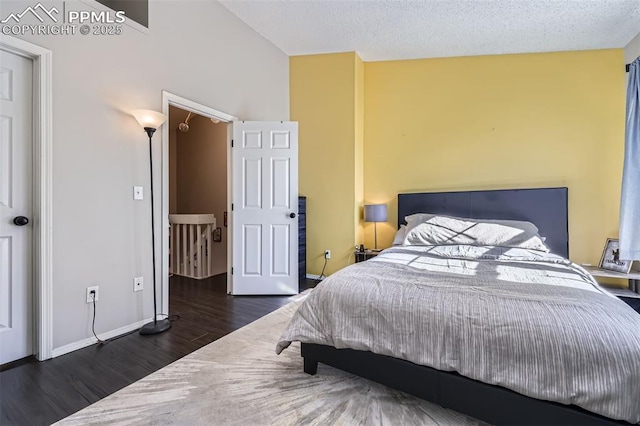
90 292 105 345
158 314 181 322
89 289 181 346
316 258 328 283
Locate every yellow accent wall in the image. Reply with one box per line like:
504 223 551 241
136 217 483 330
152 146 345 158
364 49 626 265
292 49 626 275
291 52 365 275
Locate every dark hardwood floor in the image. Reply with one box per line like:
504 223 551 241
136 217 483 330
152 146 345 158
0 274 315 426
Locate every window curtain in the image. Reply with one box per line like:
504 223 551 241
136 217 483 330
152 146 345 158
620 57 640 260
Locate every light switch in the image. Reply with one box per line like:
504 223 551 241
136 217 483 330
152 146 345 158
133 186 143 200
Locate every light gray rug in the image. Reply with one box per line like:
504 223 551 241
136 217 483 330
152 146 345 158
57 292 484 425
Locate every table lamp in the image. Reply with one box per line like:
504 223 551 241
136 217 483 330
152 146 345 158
364 204 387 250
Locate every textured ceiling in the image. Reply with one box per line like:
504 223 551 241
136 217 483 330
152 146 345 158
219 0 640 61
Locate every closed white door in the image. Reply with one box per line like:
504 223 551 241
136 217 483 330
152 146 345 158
0 50 33 364
231 121 298 295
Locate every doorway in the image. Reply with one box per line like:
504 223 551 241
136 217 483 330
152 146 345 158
161 92 300 305
161 92 236 316
167 106 229 299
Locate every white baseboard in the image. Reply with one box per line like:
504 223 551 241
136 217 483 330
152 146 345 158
51 317 152 358
306 273 323 281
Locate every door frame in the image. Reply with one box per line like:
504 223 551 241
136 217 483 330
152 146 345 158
0 35 54 361
161 92 237 315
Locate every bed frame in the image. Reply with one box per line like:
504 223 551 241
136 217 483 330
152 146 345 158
302 187 630 425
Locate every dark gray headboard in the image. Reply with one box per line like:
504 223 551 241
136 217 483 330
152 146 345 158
397 187 569 258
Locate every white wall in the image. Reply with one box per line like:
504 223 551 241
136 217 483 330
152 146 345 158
625 32 640 63
1 0 289 351
175 116 228 276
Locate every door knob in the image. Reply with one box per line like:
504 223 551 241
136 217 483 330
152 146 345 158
13 216 29 226
289 212 296 219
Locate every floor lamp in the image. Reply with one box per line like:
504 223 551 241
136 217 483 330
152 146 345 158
131 109 171 335
364 204 388 251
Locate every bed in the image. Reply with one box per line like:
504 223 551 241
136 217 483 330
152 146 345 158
277 188 640 425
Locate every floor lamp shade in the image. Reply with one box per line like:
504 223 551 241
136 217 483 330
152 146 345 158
131 109 167 130
364 204 387 250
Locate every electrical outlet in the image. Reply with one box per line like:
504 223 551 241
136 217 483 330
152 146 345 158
86 286 99 303
133 186 143 200
133 277 144 292
325 250 331 259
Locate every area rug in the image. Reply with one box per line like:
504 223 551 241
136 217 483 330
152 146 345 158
56 292 483 425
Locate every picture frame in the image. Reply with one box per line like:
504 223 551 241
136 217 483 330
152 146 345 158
598 238 632 274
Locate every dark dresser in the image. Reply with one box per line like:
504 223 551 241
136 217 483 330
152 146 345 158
298 196 306 289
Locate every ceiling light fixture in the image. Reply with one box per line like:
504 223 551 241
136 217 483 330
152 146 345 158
178 112 193 133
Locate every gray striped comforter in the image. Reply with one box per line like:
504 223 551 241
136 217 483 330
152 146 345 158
277 245 640 423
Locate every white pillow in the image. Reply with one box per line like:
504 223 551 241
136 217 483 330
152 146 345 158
403 214 549 252
392 225 407 246
405 213 542 234
405 213 437 229
405 213 541 233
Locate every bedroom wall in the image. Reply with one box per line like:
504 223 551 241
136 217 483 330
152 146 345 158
364 49 626 265
291 52 364 275
175 116 228 276
1 0 289 352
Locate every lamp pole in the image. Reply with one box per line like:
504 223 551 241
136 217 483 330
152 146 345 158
132 110 171 336
139 126 171 335
374 221 378 250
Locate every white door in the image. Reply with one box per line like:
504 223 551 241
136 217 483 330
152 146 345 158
231 121 298 295
0 50 33 364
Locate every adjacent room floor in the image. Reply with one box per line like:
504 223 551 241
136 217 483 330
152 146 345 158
0 274 314 426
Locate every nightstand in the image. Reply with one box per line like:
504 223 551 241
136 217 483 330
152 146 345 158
583 265 640 313
355 250 379 263
583 265 640 294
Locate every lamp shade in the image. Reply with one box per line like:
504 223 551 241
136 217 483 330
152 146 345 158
364 204 388 223
131 109 167 130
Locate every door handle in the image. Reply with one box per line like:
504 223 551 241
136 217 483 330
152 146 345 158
289 212 296 219
13 216 29 226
